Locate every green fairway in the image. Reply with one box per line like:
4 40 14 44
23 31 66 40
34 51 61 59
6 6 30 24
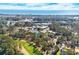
20 41 34 54
56 50 61 55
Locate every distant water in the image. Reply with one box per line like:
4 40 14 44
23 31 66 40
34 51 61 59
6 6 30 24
0 10 79 15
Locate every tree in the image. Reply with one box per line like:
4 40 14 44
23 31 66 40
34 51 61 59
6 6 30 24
49 22 60 32
0 35 22 55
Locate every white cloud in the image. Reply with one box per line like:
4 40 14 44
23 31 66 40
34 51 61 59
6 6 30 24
0 0 79 3
38 3 79 10
0 3 79 10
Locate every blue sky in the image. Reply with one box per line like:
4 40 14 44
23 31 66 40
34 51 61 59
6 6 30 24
0 3 79 15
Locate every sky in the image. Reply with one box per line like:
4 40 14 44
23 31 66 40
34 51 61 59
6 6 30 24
0 3 79 15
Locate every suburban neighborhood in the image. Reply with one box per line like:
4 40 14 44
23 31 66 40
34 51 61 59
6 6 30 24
0 15 79 55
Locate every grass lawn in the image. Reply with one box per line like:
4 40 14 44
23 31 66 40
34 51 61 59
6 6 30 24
20 40 36 54
56 50 61 55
